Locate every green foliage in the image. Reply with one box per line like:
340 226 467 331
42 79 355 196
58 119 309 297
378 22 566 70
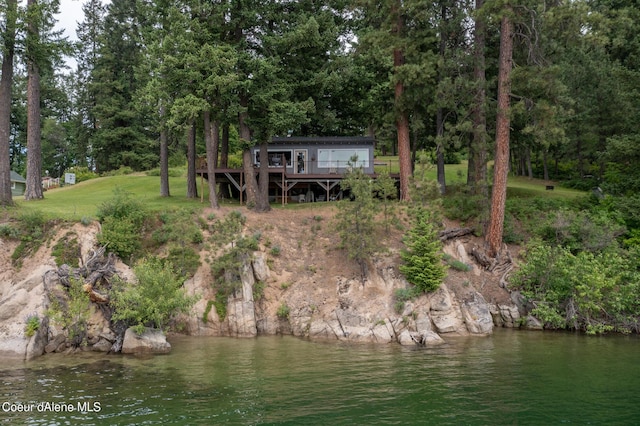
270 245 281 256
537 208 625 254
276 302 290 319
8 211 54 267
98 216 141 262
210 235 259 319
393 287 419 314
166 245 201 278
24 314 40 338
202 300 215 323
399 208 447 294
52 232 80 267
97 189 149 262
374 170 398 232
47 278 92 347
209 211 246 248
442 254 472 272
512 240 640 334
145 167 184 177
335 161 378 282
96 188 147 226
110 257 199 333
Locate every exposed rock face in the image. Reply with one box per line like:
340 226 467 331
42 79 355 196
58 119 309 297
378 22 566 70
0 217 529 359
0 264 53 360
121 327 171 354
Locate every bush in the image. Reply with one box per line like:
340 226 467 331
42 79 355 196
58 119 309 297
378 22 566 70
98 216 141 262
110 257 199 334
511 240 640 333
399 208 447 294
97 189 149 262
276 302 290 319
24 314 40 338
47 277 91 346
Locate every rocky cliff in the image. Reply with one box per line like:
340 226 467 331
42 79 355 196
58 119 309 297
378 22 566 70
0 206 526 360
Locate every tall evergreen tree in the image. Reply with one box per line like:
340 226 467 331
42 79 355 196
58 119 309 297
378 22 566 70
0 0 18 205
91 0 153 172
486 4 514 257
74 0 105 170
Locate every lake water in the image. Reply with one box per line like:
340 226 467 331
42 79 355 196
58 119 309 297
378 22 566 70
1 329 638 425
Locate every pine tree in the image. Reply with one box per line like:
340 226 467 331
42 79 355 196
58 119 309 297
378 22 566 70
0 0 18 205
335 159 377 283
399 208 446 293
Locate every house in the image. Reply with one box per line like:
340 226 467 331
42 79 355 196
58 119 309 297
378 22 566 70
10 171 26 196
197 136 396 204
251 136 375 175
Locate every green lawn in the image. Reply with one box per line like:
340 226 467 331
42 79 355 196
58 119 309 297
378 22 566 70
11 160 584 220
14 174 214 220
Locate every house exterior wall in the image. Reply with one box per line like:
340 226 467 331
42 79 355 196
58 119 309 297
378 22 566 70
251 137 375 175
11 182 26 196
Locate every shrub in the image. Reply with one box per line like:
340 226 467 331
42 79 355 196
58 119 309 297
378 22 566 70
98 216 141 262
276 302 290 319
166 245 201 278
110 257 199 334
399 209 447 294
47 277 91 346
97 189 149 262
511 240 640 333
24 314 40 338
52 232 81 267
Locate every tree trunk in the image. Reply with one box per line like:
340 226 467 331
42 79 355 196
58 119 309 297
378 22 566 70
186 122 198 199
24 0 43 201
0 0 17 206
393 0 411 202
468 0 488 198
543 150 549 181
159 107 170 197
255 141 271 212
486 10 514 258
436 109 446 195
220 122 229 168
239 105 258 208
203 111 219 209
526 147 533 178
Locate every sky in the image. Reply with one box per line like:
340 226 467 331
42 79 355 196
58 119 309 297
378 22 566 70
56 0 88 42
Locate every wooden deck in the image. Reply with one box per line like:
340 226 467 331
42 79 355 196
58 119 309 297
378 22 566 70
196 158 399 205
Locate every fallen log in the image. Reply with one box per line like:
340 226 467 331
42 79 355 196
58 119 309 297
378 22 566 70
438 227 474 242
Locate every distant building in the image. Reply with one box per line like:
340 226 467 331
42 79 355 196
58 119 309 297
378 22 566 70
10 171 26 196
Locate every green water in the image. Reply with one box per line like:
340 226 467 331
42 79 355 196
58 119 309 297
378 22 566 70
1 329 638 425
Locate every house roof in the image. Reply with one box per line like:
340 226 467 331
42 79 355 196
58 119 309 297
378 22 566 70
270 136 375 146
10 171 26 183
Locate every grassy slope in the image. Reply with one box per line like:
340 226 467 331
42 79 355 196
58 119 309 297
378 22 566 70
12 161 584 219
14 174 212 220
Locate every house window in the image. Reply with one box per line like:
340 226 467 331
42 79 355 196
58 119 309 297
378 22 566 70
254 150 292 167
317 149 369 169
11 182 16 190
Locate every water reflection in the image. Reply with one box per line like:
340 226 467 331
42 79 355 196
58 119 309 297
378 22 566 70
0 330 638 425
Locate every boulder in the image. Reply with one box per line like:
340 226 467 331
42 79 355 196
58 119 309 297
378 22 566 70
461 292 494 335
252 252 270 282
121 327 171 354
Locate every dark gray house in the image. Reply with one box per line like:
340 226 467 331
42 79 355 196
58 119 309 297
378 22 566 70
198 136 394 204
251 136 375 175
10 171 26 196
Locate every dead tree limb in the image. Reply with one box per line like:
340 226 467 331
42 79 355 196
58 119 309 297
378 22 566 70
438 227 474 242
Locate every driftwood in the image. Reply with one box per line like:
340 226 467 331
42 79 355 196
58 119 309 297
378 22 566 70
55 247 116 304
438 227 474 242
